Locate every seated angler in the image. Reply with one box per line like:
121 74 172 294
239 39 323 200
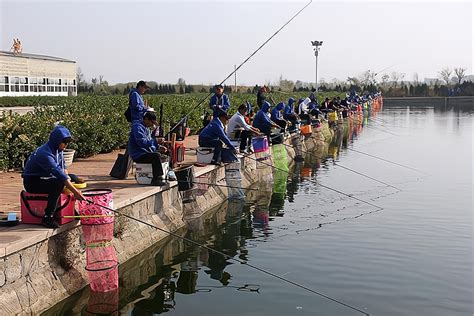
283 97 299 129
209 84 230 119
199 108 237 165
22 125 85 229
270 102 288 132
227 104 262 154
129 111 168 186
252 101 280 140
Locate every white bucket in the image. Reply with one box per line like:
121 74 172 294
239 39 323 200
197 147 214 164
135 162 169 185
63 149 75 168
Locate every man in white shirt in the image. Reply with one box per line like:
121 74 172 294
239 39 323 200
227 104 261 153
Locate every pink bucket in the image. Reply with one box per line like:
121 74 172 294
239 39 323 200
252 136 269 153
78 189 114 225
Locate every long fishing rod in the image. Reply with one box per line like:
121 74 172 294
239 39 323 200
85 199 369 316
175 180 259 191
164 0 313 138
245 152 383 211
347 147 426 174
269 134 400 190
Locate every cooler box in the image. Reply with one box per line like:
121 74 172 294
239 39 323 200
20 191 75 225
173 141 185 165
197 147 214 164
135 162 170 185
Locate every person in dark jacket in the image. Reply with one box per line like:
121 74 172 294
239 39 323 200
129 111 167 186
209 84 230 118
129 80 151 122
270 102 287 131
22 125 85 228
199 109 237 165
256 86 268 108
252 101 280 139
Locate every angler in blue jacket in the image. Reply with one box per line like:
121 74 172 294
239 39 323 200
22 125 85 228
271 102 287 131
209 84 231 118
199 108 237 165
128 80 151 122
252 101 280 139
129 111 167 186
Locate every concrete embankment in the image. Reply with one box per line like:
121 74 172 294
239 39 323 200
0 125 332 315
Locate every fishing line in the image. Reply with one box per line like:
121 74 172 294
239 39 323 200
245 153 383 211
346 147 426 174
164 0 313 138
269 134 400 190
85 200 369 316
175 180 259 191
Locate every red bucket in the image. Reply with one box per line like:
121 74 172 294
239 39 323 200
78 189 114 225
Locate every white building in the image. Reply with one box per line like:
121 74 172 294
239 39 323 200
0 51 77 97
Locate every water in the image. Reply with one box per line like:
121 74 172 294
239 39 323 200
44 105 473 316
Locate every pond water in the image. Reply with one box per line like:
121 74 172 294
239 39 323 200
44 104 472 316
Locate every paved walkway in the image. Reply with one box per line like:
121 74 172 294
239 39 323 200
0 135 208 256
0 135 200 213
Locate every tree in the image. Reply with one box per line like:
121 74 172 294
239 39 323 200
438 67 452 86
454 67 467 85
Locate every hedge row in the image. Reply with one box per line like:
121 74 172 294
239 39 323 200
0 92 335 171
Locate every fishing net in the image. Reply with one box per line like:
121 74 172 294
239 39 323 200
82 223 114 244
77 189 114 225
86 243 118 292
87 288 119 315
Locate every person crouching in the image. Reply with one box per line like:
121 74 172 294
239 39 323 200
199 108 237 166
22 125 85 229
129 111 168 186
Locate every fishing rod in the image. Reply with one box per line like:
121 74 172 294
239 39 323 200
346 147 426 174
269 134 400 190
175 180 259 191
85 199 369 316
164 0 313 139
245 152 383 211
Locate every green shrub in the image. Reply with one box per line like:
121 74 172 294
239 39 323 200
0 91 333 171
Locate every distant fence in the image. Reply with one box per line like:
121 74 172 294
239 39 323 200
383 96 473 108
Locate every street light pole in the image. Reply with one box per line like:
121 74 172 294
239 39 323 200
311 40 323 95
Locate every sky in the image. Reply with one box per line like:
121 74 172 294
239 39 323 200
0 0 472 85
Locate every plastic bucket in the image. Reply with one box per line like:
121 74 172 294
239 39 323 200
300 124 312 135
197 147 214 164
252 136 269 153
78 189 114 225
328 111 338 122
175 165 194 191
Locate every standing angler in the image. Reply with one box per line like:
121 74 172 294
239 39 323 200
209 84 231 119
128 80 151 122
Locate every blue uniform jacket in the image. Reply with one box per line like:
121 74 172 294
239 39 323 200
129 88 147 122
209 94 230 117
22 125 70 182
271 102 286 122
128 120 158 161
199 117 234 149
253 101 273 135
284 98 295 120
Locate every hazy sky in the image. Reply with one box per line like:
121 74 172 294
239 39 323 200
1 0 472 85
